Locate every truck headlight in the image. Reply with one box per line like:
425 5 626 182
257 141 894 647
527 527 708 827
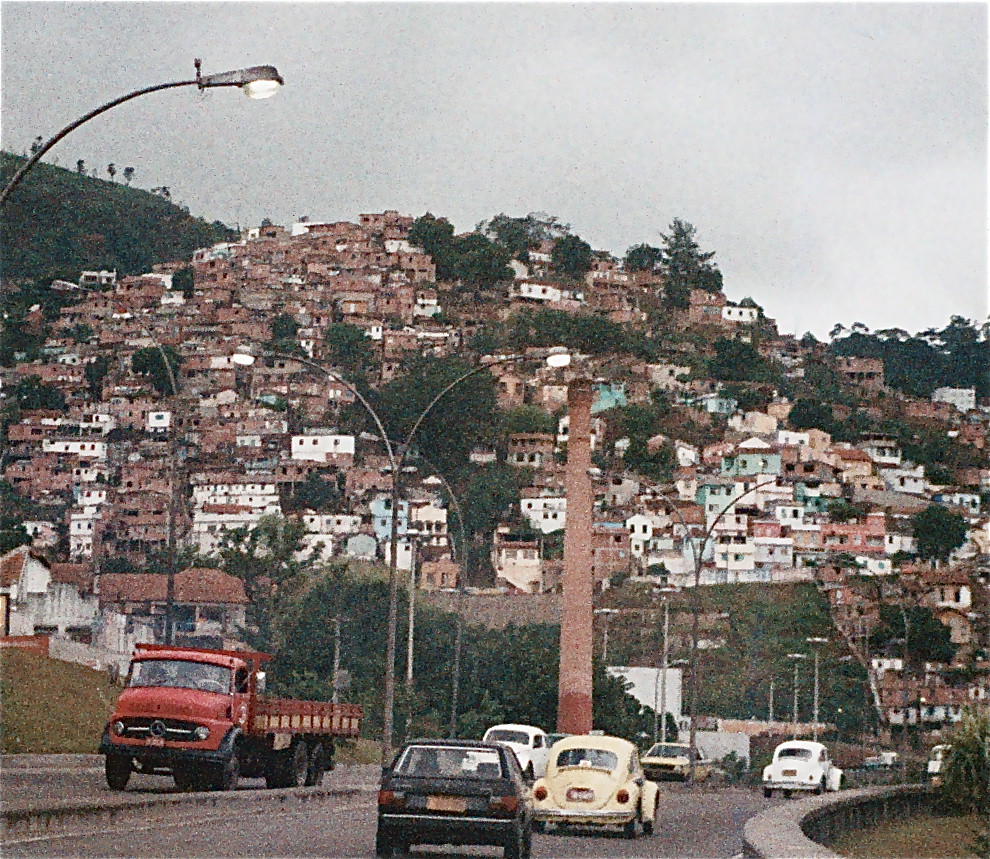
193 726 210 741
112 721 126 736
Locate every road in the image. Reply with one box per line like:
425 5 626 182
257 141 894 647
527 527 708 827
3 761 778 858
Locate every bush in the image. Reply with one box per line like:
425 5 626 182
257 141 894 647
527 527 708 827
941 709 990 814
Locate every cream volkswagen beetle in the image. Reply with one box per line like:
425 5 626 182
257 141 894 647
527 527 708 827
530 734 659 838
762 740 843 798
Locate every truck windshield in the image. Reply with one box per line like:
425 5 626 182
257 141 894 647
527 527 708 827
129 659 232 694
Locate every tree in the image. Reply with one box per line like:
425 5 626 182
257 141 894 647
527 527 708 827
912 504 968 564
500 405 557 436
216 514 314 652
75 159 85 175
788 398 838 435
551 234 593 279
84 354 111 400
659 218 722 302
624 243 661 272
478 212 570 261
131 346 181 397
452 233 513 290
940 709 990 815
323 323 376 375
293 471 341 512
106 163 116 182
408 213 457 281
122 166 135 185
15 375 65 410
30 136 44 155
869 603 957 667
707 338 776 383
172 266 195 299
269 313 299 343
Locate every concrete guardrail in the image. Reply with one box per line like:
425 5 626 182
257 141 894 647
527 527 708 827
743 783 936 859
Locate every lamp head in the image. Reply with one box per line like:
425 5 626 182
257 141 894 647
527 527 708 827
197 62 284 98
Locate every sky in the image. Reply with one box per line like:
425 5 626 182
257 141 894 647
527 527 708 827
1 2 986 339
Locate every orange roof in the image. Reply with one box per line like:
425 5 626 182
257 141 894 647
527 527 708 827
99 568 247 605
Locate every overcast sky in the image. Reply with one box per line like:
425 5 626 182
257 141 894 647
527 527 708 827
2 2 986 338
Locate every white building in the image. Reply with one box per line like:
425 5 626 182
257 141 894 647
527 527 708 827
521 494 567 534
290 432 356 465
933 387 976 413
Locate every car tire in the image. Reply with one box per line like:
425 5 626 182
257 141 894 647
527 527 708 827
814 777 824 796
763 787 772 798
532 820 545 834
623 817 638 840
783 789 792 799
105 755 131 791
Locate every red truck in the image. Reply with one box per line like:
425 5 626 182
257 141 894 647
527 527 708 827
99 644 362 792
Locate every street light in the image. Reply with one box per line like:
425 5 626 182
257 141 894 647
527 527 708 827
233 344 568 765
594 608 620 665
657 477 779 783
0 59 283 208
806 637 828 741
653 585 679 744
788 653 808 739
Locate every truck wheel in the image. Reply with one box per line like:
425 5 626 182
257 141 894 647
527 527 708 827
289 741 309 787
213 749 240 791
306 743 326 786
105 755 131 791
267 741 309 788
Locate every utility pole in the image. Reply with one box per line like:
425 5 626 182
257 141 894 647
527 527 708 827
788 653 807 739
807 637 828 741
331 617 341 704
769 679 775 724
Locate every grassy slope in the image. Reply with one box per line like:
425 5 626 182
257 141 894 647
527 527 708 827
0 648 118 753
831 813 985 858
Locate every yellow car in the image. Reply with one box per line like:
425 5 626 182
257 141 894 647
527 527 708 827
640 742 712 783
530 734 659 838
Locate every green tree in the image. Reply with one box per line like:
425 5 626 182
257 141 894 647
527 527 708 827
270 313 300 342
940 709 990 815
500 405 557 436
551 234 593 279
452 233 512 290
293 471 341 512
84 354 111 400
869 603 957 667
15 375 65 410
912 504 968 564
323 322 377 375
478 212 570 261
131 346 181 396
216 514 314 652
788 398 838 435
707 338 776 383
623 243 661 272
659 218 723 302
409 213 457 281
172 266 195 299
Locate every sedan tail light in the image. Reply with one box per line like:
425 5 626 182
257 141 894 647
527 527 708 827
533 785 548 801
378 789 405 808
489 794 520 816
616 789 630 804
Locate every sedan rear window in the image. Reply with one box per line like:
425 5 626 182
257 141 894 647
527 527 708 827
556 748 619 771
395 746 504 779
777 748 812 760
484 729 530 745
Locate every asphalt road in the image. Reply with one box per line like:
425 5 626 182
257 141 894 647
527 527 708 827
2 760 778 858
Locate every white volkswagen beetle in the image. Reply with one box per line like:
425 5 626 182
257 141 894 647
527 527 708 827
762 740 843 798
482 723 550 779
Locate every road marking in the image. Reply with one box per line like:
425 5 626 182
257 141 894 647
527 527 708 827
3 799 366 845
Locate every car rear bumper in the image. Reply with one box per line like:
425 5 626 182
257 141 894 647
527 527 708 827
377 813 518 846
533 807 636 825
644 768 688 782
763 780 819 791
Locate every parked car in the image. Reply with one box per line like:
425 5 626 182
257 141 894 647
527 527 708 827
862 750 900 769
530 733 660 838
376 739 532 858
762 740 843 798
482 723 550 779
926 744 951 785
641 741 712 782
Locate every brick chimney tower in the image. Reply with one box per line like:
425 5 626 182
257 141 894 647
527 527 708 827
557 378 594 734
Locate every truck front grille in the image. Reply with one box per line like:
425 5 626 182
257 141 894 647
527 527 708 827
117 717 201 740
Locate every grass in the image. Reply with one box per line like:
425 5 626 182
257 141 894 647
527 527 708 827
1 648 118 753
831 813 987 858
0 648 378 763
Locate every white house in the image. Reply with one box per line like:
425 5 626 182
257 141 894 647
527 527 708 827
933 387 976 413
881 463 927 495
722 303 759 324
290 431 356 466
42 439 107 460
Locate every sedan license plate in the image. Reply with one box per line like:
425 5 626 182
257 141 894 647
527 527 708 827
427 795 467 813
146 737 166 747
781 769 797 777
566 787 595 802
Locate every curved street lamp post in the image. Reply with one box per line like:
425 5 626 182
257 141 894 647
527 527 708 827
658 477 780 783
0 60 283 208
233 346 569 765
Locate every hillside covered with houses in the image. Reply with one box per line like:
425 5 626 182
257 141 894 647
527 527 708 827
2 205 988 734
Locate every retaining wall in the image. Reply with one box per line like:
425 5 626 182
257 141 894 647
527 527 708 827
743 784 936 859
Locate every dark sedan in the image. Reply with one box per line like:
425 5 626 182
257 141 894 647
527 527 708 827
376 738 533 858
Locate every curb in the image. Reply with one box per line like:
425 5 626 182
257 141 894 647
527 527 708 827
2 784 373 844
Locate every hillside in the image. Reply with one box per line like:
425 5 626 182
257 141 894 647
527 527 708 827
0 151 236 284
